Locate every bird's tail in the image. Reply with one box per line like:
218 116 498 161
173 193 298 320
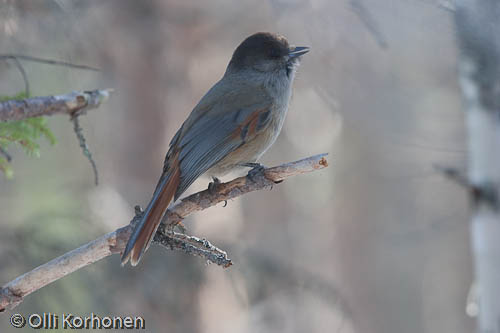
121 161 181 266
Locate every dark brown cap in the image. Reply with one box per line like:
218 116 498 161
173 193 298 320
228 32 290 70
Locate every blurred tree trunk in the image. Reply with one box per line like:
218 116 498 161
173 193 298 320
455 2 500 332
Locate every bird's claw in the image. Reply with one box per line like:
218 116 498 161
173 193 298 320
242 162 266 182
208 177 221 194
208 177 228 207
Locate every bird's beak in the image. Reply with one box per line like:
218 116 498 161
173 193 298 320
288 46 310 58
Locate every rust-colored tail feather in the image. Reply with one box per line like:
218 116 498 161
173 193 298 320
121 162 181 266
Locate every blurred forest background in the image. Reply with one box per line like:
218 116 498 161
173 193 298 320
0 0 473 332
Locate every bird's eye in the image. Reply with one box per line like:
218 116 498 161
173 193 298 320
269 48 281 59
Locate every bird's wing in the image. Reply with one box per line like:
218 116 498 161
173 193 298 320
122 79 274 265
167 79 274 199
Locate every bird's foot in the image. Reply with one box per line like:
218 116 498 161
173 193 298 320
241 162 266 182
208 177 228 207
134 205 144 217
130 205 144 227
208 177 222 194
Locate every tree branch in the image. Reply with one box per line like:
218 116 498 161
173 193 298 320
0 89 112 122
0 154 329 312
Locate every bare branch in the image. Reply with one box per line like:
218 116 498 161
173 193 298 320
0 89 112 122
0 54 100 71
160 153 329 227
0 153 329 312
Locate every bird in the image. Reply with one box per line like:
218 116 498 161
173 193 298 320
121 32 309 266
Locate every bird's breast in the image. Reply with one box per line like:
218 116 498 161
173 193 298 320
209 103 288 177
208 71 293 177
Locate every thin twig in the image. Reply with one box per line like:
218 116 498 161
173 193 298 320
0 89 112 122
437 0 455 12
0 153 329 311
0 146 11 162
414 0 455 13
433 164 469 188
0 54 100 71
434 164 499 208
350 0 388 49
72 115 99 186
10 57 29 96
